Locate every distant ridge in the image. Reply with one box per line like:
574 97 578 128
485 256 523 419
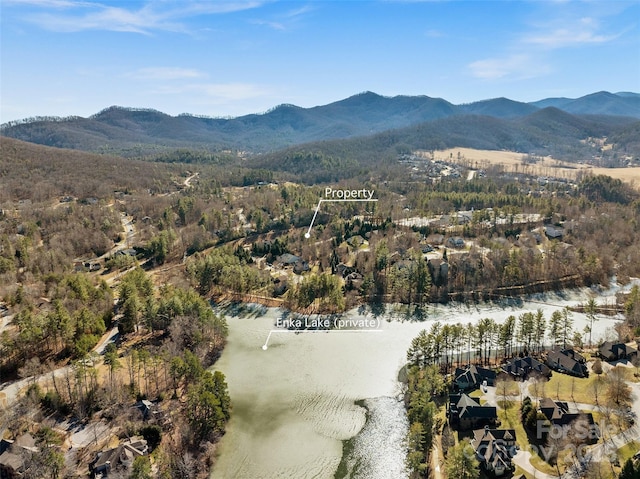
530 91 640 117
1 91 638 155
459 97 538 118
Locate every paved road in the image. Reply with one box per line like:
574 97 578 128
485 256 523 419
512 450 560 479
432 444 444 479
0 325 119 407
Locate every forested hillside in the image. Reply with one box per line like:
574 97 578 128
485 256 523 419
1 91 638 156
250 109 640 184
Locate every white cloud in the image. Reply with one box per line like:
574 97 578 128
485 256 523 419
284 5 314 18
15 0 267 34
127 67 205 81
250 19 286 31
467 3 629 83
468 54 549 81
250 2 313 31
524 17 620 48
2 0 89 8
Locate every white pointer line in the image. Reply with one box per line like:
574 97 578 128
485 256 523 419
305 198 379 238
262 328 384 350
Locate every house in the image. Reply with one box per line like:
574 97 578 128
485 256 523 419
599 341 638 362
0 451 24 479
0 434 38 479
472 427 517 476
447 237 465 248
420 244 434 254
538 398 599 440
544 225 564 239
448 393 497 430
82 261 102 272
115 248 137 257
135 400 155 420
134 400 171 429
346 235 366 248
90 437 148 478
545 349 588 378
335 263 354 278
501 356 551 379
278 253 301 265
454 365 497 391
345 272 364 290
276 254 309 274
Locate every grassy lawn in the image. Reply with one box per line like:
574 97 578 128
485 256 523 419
468 389 483 398
498 403 527 448
531 365 638 408
617 365 640 383
512 466 533 479
591 410 631 436
497 378 521 397
618 440 639 463
530 372 602 405
529 452 561 476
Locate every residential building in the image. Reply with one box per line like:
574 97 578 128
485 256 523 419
538 398 599 441
90 437 148 478
0 434 38 479
544 225 564 239
545 349 588 378
598 341 638 362
501 356 551 379
448 393 498 430
472 427 517 476
454 365 497 391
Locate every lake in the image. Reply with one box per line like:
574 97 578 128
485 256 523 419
210 280 634 479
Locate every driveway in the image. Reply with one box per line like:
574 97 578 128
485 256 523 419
512 450 560 479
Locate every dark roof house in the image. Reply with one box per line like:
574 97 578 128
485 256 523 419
0 434 38 479
472 427 517 477
448 393 498 430
454 365 497 391
544 225 564 239
538 398 599 441
545 349 588 378
447 237 465 248
134 400 171 429
501 356 551 379
599 341 638 362
90 437 148 478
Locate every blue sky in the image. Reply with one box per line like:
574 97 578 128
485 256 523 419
1 0 639 123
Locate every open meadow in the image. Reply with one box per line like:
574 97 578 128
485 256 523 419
423 147 640 189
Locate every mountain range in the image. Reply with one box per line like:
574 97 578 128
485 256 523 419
1 91 639 157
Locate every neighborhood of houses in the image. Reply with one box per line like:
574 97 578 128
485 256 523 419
446 340 638 477
0 399 170 479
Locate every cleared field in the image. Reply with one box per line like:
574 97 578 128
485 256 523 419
419 147 640 189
